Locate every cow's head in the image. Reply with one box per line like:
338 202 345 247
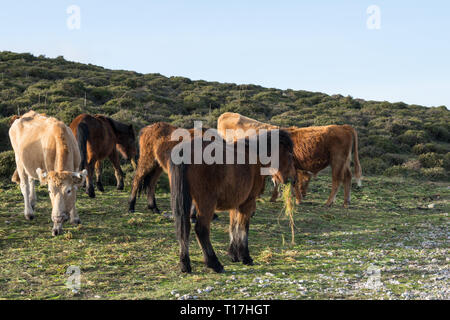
36 168 87 236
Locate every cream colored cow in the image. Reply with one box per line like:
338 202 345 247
217 112 279 141
9 111 87 236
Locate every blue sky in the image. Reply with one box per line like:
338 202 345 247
1 1 449 107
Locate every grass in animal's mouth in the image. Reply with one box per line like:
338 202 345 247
280 182 296 245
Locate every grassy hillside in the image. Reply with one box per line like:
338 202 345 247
0 50 449 184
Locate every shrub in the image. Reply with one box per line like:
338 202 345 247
381 153 408 166
383 165 419 179
360 157 388 175
420 167 448 181
367 135 397 153
412 143 447 155
402 159 421 170
424 123 450 142
418 153 443 168
0 117 12 152
398 130 429 146
0 150 15 181
443 153 450 171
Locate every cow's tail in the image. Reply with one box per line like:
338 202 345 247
76 122 89 171
170 159 192 255
351 127 362 187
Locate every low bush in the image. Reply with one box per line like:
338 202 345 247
418 152 443 168
0 150 15 182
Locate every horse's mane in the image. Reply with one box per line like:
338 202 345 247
242 129 293 155
101 115 134 138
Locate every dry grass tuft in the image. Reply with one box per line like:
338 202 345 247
280 183 297 245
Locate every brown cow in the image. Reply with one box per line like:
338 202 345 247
70 114 137 198
217 112 362 207
9 111 87 236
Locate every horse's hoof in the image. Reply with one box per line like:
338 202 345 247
117 184 124 191
180 263 192 273
87 188 95 198
97 185 105 192
25 214 35 221
243 257 254 266
213 264 225 273
128 208 135 213
72 218 81 225
148 205 160 214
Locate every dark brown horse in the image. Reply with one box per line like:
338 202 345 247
170 129 296 273
70 114 137 198
129 122 213 215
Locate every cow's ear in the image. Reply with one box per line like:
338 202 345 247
36 168 48 185
72 169 87 186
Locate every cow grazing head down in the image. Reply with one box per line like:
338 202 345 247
36 168 87 236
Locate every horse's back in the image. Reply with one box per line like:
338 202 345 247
70 113 115 160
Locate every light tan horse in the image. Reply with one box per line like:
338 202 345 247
9 111 87 236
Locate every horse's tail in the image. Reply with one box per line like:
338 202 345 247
137 169 152 197
76 121 89 171
351 127 362 187
135 129 142 167
170 159 191 250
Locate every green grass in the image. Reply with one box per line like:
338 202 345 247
0 174 448 300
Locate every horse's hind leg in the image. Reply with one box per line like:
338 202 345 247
109 150 124 191
86 160 96 198
292 172 303 205
95 160 104 192
269 182 279 202
343 166 352 208
146 166 162 213
195 208 224 273
325 163 344 207
229 200 255 266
